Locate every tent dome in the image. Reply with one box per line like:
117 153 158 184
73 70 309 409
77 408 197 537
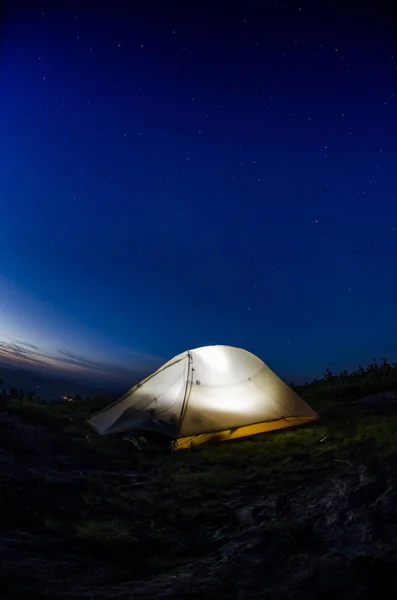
88 345 319 449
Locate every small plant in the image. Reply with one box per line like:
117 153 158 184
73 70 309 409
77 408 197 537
75 518 137 546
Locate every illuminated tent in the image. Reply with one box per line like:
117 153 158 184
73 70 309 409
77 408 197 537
88 345 319 450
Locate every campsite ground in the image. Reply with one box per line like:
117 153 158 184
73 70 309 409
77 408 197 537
1 360 397 599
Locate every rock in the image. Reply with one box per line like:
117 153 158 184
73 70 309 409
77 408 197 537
220 528 263 562
212 526 229 541
236 506 255 524
43 472 81 485
169 542 188 555
372 485 397 520
0 449 16 471
354 390 397 407
236 495 279 526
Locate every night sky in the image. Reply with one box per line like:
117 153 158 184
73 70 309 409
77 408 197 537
1 1 396 388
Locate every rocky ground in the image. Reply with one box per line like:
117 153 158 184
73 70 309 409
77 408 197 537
1 391 397 599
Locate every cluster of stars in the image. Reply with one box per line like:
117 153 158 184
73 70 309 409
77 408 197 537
11 5 392 359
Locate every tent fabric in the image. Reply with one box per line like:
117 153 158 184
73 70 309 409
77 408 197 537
88 345 320 449
174 417 318 450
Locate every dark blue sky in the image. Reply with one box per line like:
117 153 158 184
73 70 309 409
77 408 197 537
1 1 396 386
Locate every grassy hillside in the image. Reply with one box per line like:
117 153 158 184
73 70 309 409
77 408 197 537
1 359 397 598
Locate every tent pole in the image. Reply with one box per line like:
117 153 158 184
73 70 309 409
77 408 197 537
178 351 193 431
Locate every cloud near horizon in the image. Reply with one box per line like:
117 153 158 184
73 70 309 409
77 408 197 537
0 336 164 384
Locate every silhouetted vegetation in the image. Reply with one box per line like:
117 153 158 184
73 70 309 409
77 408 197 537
294 357 397 409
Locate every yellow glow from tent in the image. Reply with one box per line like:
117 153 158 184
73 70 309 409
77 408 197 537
201 346 229 372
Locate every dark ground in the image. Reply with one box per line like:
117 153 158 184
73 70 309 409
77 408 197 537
1 380 397 598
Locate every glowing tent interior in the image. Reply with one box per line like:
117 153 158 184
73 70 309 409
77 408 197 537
88 345 320 450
